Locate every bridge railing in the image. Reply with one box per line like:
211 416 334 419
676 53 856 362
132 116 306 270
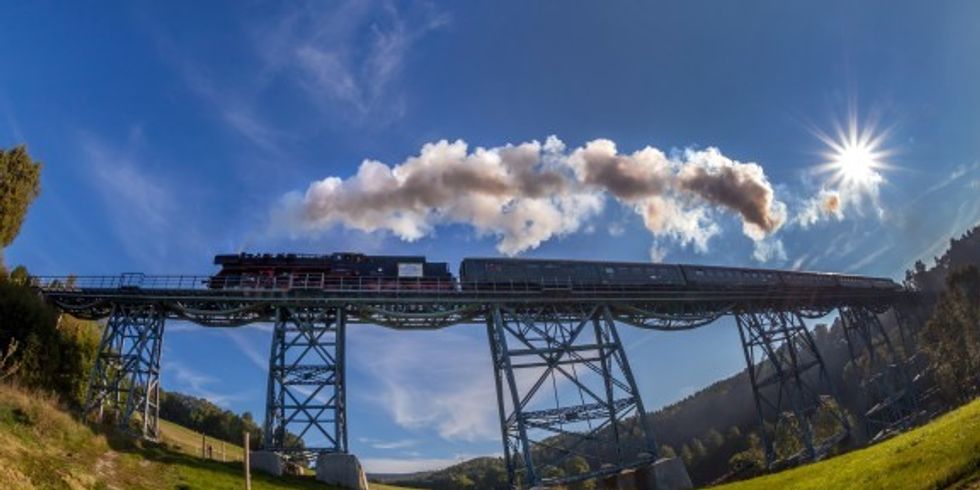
29 272 903 302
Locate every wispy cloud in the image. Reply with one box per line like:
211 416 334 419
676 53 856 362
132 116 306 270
362 455 490 474
222 328 271 372
257 0 450 123
845 243 893 272
352 327 500 442
164 360 248 408
79 129 211 270
359 437 420 450
0 92 25 145
80 129 176 266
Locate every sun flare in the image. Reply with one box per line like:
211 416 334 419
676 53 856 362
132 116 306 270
815 114 891 191
833 140 881 186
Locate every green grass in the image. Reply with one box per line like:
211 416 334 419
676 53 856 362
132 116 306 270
0 382 416 489
158 419 246 462
714 397 980 490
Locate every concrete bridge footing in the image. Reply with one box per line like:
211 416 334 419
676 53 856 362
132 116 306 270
316 453 369 490
599 458 693 490
249 451 284 476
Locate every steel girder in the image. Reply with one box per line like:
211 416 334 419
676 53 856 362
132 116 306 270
735 310 850 468
264 306 347 457
838 306 917 438
487 304 658 489
85 304 165 439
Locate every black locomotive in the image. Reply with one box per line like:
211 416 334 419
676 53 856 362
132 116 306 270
209 252 453 290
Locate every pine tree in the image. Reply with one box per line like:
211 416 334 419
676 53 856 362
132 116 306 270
680 444 694 466
920 266 980 401
706 428 724 449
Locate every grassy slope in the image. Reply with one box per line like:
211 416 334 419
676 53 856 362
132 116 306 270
158 419 246 462
0 383 412 490
715 398 980 490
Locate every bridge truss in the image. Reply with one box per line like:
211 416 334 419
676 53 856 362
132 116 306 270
36 276 914 488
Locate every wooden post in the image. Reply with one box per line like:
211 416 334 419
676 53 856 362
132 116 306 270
201 434 206 458
244 431 251 490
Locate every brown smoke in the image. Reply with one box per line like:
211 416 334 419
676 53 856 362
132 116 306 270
678 163 781 234
570 140 670 201
823 193 841 214
286 136 787 255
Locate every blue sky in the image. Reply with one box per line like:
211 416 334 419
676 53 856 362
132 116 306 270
3 0 980 473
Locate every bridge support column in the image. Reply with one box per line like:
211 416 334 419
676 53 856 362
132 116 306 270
839 306 917 438
264 306 347 458
890 306 920 359
735 310 850 468
487 304 658 489
85 303 165 439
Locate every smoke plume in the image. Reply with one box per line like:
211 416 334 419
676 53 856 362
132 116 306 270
280 136 787 256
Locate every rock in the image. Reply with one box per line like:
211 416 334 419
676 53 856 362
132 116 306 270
283 460 305 476
634 457 693 490
250 451 284 477
315 453 369 490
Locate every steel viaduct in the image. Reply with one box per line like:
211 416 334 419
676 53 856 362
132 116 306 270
33 272 921 489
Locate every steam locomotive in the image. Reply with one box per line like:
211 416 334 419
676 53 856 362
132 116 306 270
209 252 902 293
209 252 453 290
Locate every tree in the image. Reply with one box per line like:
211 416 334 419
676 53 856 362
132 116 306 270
706 428 724 449
680 444 694 466
691 437 707 460
659 444 677 458
920 266 980 402
726 425 742 440
449 472 476 489
0 145 42 249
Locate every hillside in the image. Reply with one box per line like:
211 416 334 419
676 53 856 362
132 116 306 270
713 396 980 490
159 419 247 462
0 382 411 490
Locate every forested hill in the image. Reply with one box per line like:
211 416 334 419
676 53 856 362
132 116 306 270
391 224 980 490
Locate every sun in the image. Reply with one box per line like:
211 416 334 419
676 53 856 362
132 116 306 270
814 113 891 191
832 139 881 186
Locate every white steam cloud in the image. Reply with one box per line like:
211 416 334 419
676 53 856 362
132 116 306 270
280 136 788 256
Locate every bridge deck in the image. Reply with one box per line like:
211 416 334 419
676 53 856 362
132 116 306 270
32 274 906 329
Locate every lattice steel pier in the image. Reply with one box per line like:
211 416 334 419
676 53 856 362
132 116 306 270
265 306 347 456
736 310 850 467
487 304 657 488
85 304 165 438
839 306 918 438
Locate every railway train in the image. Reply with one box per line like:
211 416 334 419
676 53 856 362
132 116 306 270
209 252 902 292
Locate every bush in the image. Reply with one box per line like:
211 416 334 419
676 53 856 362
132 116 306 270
0 269 100 408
